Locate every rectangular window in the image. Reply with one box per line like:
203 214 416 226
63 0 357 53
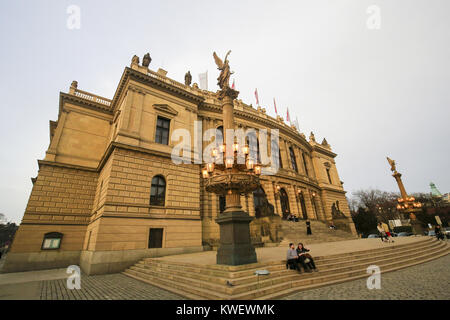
41 232 63 250
302 152 309 176
148 228 164 248
326 168 332 184
289 147 298 173
155 117 170 145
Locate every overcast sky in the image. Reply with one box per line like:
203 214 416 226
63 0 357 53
0 0 449 223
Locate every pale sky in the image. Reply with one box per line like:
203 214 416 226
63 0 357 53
0 0 449 223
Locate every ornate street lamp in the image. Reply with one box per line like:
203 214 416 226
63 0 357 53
386 157 423 234
201 51 262 265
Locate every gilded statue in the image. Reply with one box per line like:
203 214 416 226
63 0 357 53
386 157 397 172
213 50 233 90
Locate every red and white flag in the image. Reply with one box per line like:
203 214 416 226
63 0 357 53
231 79 235 90
254 88 259 106
286 107 291 123
273 98 278 115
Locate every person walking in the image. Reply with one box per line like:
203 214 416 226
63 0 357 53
306 220 312 236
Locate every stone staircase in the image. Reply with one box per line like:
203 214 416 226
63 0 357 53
279 219 358 245
122 237 449 300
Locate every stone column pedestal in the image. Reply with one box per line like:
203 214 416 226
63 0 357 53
410 219 424 235
215 211 257 265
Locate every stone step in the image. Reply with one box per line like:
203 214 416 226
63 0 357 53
124 241 448 300
134 240 446 296
257 242 450 300
135 238 438 286
123 268 230 300
122 238 448 300
228 241 448 296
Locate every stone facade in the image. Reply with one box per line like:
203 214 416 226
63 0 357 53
3 55 356 274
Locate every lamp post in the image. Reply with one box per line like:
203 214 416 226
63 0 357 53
386 157 423 235
201 51 261 265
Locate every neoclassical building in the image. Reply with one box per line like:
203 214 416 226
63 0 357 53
3 54 356 274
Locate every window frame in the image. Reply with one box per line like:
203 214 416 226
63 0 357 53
41 232 63 250
148 228 164 249
326 168 332 184
150 175 166 206
155 116 171 145
301 152 309 176
289 147 298 173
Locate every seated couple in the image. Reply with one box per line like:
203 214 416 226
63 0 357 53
286 242 318 273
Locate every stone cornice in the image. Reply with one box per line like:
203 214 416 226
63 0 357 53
110 67 205 113
311 144 337 158
37 159 97 172
58 92 113 120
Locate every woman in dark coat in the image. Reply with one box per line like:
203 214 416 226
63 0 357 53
306 220 312 235
297 243 318 272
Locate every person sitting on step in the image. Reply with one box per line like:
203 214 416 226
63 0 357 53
296 242 317 272
286 243 307 274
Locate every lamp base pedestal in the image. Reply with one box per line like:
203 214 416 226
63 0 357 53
215 211 257 265
410 219 424 235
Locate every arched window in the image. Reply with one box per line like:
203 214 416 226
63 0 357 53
272 139 282 169
41 232 63 250
298 192 308 220
150 175 166 206
289 147 298 173
301 152 309 176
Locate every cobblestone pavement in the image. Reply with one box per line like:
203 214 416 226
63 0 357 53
39 273 184 300
4 253 448 300
283 254 450 300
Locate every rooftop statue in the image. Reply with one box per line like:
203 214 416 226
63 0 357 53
142 53 152 67
386 157 397 173
213 50 233 90
184 71 192 86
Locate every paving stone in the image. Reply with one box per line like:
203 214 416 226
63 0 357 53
6 251 449 300
39 273 184 300
282 254 450 300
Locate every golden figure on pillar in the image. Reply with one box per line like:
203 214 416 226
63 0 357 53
201 51 260 265
213 51 233 89
213 51 239 100
386 157 397 173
